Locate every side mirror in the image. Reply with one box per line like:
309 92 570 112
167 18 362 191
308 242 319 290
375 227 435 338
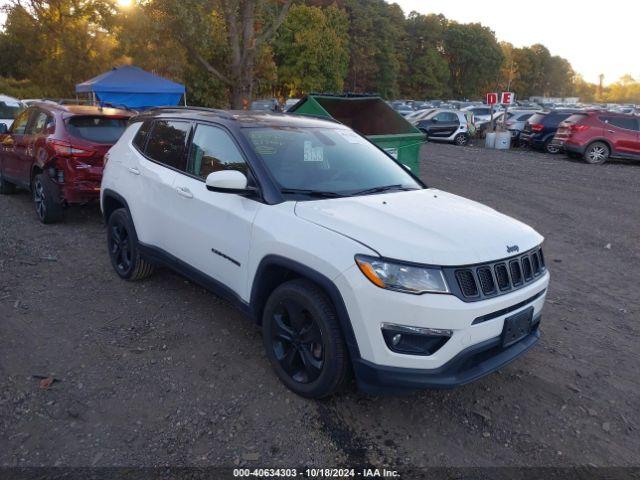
0 123 8 134
206 170 256 195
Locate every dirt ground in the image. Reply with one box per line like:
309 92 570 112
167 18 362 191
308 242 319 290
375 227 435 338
0 142 638 470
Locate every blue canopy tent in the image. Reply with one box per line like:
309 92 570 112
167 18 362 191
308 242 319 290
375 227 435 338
75 65 186 109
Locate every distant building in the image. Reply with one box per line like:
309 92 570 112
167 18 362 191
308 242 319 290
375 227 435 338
529 96 580 105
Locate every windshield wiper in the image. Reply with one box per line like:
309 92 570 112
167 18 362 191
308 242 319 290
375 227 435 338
351 184 418 196
280 188 347 198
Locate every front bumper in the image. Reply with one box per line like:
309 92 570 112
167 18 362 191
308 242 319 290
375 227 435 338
336 265 549 392
353 322 540 394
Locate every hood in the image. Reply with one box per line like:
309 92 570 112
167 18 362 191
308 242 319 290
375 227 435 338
295 189 543 266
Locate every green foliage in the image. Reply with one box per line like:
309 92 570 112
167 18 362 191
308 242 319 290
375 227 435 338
343 0 405 97
273 4 349 97
0 1 118 98
401 12 450 99
0 0 633 105
443 21 504 99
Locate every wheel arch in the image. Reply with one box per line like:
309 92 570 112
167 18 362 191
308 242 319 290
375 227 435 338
585 138 613 152
250 255 361 361
101 188 131 224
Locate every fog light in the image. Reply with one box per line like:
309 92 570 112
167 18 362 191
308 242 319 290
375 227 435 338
381 323 452 356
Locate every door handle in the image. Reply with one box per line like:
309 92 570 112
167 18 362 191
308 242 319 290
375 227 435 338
127 167 140 175
176 186 193 199
607 130 615 134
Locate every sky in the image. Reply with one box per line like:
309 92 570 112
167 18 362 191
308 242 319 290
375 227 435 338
388 0 638 85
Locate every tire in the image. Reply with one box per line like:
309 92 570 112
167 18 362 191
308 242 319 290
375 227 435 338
107 208 154 281
262 279 350 398
583 141 610 164
454 133 469 146
33 173 63 223
544 138 560 154
0 170 16 194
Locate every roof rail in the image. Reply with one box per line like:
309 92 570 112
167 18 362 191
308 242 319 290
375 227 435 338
143 105 235 119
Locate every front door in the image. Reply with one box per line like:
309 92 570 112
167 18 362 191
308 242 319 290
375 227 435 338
171 123 261 298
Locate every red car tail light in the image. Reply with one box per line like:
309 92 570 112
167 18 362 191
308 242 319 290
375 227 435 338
48 140 94 158
569 124 589 133
530 123 544 132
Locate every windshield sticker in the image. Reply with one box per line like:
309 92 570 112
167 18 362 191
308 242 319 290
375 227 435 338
304 141 324 162
337 130 366 144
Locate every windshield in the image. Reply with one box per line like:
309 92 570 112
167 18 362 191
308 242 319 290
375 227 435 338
0 101 23 119
66 116 128 144
243 127 422 196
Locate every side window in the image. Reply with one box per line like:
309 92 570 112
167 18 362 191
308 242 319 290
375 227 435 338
132 120 152 151
435 112 457 123
607 116 638 131
28 111 52 135
144 120 191 171
10 109 31 135
187 124 247 178
518 113 533 121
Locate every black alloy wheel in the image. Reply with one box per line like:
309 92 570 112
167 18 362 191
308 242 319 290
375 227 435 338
271 298 325 384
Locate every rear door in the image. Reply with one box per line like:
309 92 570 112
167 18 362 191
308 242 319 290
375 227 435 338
132 119 192 253
603 116 640 157
1 108 33 185
20 109 52 181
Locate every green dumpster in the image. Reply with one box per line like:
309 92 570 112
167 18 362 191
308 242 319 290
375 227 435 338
288 94 425 175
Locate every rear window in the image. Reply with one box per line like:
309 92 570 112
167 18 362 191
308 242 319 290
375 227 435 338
66 116 128 144
528 113 547 124
564 114 589 124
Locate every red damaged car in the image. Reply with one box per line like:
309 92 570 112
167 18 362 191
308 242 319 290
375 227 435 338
0 103 131 223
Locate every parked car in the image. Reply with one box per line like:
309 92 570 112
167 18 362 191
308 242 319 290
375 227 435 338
414 109 470 145
552 111 640 164
250 99 280 112
520 109 581 153
0 103 132 223
475 111 506 138
462 105 502 123
101 107 549 398
0 95 26 130
405 108 436 122
391 103 415 117
283 98 300 112
504 110 540 142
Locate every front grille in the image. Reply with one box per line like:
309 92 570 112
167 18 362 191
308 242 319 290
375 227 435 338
531 252 541 275
450 247 546 301
522 257 533 280
495 264 510 290
455 270 478 297
477 267 496 295
510 260 523 286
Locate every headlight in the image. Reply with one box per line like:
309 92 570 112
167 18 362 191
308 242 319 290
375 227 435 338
355 255 449 294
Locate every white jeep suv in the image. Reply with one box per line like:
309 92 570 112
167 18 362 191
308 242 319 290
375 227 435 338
100 108 550 398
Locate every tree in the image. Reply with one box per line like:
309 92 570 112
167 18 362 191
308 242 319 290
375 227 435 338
443 21 504 98
401 12 450 99
273 4 349 97
149 0 293 108
0 0 118 97
343 0 405 97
